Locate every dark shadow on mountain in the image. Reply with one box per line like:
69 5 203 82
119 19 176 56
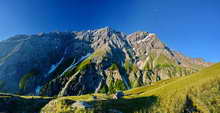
91 95 158 113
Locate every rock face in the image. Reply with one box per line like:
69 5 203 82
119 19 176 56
0 27 212 96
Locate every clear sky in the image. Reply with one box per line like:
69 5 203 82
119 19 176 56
0 0 219 62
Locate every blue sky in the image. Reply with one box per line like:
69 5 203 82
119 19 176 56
0 0 219 62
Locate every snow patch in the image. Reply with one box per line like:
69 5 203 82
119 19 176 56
48 65 56 74
95 79 102 93
145 52 148 56
60 53 92 76
47 57 64 76
78 53 91 62
45 49 68 77
137 36 151 44
35 86 42 95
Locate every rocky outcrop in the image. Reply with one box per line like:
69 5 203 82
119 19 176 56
0 27 212 96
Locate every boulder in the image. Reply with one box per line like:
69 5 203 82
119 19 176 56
113 91 124 99
108 109 123 113
92 96 97 100
71 101 92 109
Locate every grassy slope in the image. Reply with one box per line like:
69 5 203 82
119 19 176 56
1 63 220 113
40 62 220 113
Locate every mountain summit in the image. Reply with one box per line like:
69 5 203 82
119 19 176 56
0 27 212 96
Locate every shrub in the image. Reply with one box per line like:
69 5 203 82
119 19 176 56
108 63 118 71
99 84 109 93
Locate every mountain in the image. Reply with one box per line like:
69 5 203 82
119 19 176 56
0 27 212 96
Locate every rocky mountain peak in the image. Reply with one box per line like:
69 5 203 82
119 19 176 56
147 34 166 49
93 27 119 36
0 27 213 96
127 31 166 51
127 31 148 42
96 26 114 32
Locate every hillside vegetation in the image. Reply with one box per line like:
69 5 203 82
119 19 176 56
39 62 220 113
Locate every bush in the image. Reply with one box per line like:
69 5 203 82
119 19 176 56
108 63 118 71
99 84 109 93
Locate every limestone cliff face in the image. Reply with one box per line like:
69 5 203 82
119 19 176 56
0 27 212 95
